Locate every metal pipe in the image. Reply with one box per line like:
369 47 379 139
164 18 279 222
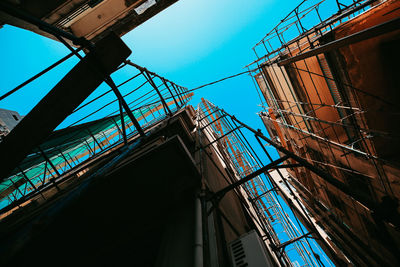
194 197 204 267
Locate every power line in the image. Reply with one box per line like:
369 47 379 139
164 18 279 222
187 69 255 92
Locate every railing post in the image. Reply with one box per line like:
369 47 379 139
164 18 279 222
105 76 145 137
39 147 60 177
171 83 185 107
87 128 104 151
162 78 180 108
141 70 172 115
118 101 128 145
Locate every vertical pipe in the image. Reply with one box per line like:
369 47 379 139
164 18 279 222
194 197 204 267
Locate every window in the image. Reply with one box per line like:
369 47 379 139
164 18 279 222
12 115 19 121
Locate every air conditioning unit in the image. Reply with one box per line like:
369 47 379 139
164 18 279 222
229 230 275 267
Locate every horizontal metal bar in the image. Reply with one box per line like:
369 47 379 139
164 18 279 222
278 17 400 66
212 155 291 200
124 60 186 91
270 164 302 169
275 232 312 251
200 114 227 130
197 127 241 151
199 109 220 121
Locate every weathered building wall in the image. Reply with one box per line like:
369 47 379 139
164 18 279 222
255 1 400 265
261 108 400 265
328 0 400 163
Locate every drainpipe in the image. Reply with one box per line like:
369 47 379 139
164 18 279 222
194 197 204 267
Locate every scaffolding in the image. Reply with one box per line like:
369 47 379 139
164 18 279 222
1 0 400 265
196 99 336 266
0 1 198 213
246 0 400 265
0 59 192 214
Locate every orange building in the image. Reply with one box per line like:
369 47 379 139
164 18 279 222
250 0 400 265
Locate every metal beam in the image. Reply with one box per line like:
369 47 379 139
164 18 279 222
197 127 241 151
271 164 302 169
118 102 128 145
142 71 172 115
0 33 131 182
274 232 312 251
162 78 180 108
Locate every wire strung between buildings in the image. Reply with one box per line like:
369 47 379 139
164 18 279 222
187 69 255 92
183 64 397 117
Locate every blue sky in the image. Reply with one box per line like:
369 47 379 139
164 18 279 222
123 0 283 126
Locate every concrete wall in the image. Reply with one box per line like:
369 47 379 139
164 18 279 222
0 108 22 132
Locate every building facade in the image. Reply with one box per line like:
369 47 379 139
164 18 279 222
0 0 179 44
0 108 23 139
3 0 400 265
250 0 400 265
